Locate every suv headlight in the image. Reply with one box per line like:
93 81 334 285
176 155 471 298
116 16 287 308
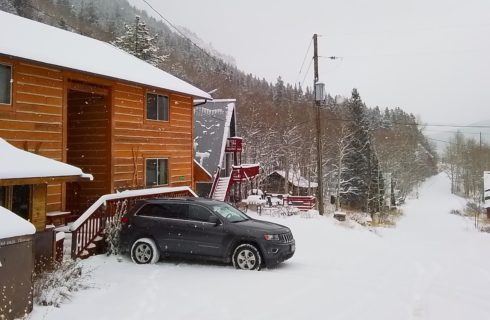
263 234 280 241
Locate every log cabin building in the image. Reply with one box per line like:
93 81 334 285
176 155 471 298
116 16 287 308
0 12 212 222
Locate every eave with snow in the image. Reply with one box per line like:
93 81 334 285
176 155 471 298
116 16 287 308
264 170 318 196
0 139 92 186
0 11 212 217
0 139 91 231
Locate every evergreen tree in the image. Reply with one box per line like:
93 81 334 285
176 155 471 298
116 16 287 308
12 0 34 18
341 89 378 211
0 0 18 14
112 15 164 67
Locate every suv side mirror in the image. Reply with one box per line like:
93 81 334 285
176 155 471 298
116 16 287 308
208 215 221 225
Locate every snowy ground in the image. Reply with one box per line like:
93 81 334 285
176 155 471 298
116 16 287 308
30 173 490 320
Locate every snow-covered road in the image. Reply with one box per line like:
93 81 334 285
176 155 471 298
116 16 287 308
31 173 490 320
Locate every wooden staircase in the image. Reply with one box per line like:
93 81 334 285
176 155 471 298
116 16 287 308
212 177 231 201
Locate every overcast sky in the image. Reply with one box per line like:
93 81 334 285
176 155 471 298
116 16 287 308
129 0 490 127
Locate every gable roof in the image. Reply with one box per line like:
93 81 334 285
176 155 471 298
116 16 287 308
0 11 211 100
0 138 93 182
194 99 236 174
270 170 318 188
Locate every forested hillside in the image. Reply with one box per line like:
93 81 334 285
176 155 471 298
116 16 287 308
1 0 438 212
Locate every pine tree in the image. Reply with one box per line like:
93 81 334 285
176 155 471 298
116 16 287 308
112 15 164 67
341 89 374 211
0 0 18 14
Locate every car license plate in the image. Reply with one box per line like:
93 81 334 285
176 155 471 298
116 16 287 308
290 244 295 252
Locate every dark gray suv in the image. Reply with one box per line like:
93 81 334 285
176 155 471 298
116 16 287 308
119 198 295 270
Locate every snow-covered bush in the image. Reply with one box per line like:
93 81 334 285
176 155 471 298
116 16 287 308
464 201 483 217
479 225 490 233
104 211 123 256
33 259 91 308
348 212 370 226
450 209 463 216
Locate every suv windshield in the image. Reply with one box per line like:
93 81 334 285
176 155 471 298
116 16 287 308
211 203 249 223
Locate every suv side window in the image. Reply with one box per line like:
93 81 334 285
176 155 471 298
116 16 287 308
137 204 164 218
189 205 214 222
158 203 189 220
137 203 189 220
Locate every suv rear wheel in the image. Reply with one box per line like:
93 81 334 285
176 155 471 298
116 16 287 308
131 238 160 264
232 244 262 271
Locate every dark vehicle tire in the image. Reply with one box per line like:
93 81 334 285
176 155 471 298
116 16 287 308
232 244 262 271
130 238 160 264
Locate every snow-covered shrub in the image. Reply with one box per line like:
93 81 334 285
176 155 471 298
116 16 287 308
450 209 463 216
104 211 123 256
349 212 370 226
33 259 91 308
464 201 483 217
479 225 490 233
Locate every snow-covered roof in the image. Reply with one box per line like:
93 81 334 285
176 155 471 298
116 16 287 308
194 100 236 174
271 170 318 188
485 171 490 208
0 206 36 239
0 11 211 100
0 138 93 181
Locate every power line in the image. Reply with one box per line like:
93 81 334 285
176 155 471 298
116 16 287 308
295 38 313 84
140 0 217 62
300 58 313 88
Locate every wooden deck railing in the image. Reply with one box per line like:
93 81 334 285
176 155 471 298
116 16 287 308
70 187 197 259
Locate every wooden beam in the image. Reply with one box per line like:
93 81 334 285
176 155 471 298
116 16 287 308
0 175 90 186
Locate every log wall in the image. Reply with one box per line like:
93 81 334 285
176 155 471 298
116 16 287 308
0 55 195 218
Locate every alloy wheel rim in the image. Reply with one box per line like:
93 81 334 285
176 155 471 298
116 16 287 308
135 243 152 263
237 249 256 269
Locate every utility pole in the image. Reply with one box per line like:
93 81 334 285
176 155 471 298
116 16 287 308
313 34 324 215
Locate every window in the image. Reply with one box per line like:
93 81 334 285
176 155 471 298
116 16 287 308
146 158 169 186
138 203 188 220
12 185 30 220
146 93 169 121
137 204 164 218
0 64 12 105
0 186 6 207
189 205 214 222
159 203 188 220
0 185 31 220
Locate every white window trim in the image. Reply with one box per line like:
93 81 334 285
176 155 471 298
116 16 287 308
146 93 169 121
145 157 169 186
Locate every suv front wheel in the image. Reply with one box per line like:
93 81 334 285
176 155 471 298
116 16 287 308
232 244 262 271
131 238 160 264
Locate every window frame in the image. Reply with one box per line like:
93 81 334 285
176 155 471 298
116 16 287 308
144 157 170 187
0 63 13 106
145 92 169 122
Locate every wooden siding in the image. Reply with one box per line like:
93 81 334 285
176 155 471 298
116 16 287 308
66 90 110 211
0 57 64 212
0 55 196 218
112 83 194 191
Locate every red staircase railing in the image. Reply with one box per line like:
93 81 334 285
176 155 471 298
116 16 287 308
70 187 197 259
